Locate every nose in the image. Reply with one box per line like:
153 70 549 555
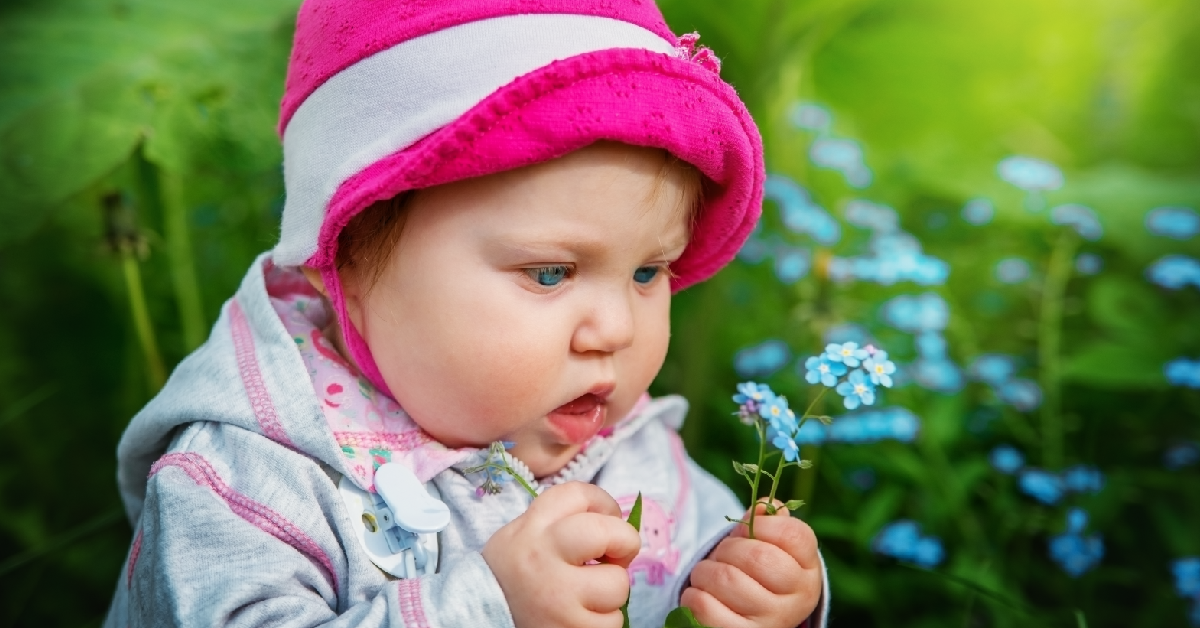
571 286 635 355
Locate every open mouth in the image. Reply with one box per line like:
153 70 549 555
546 388 612 444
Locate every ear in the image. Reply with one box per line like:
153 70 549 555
302 265 367 340
300 266 328 298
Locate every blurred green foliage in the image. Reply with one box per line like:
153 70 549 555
1 0 1197 625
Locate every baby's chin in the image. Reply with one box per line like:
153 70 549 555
509 440 584 479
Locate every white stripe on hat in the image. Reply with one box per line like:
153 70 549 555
276 13 677 266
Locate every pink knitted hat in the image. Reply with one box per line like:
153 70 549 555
275 0 764 397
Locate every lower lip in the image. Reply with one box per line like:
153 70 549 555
547 393 608 444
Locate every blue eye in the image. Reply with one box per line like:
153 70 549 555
527 265 569 286
633 266 660 284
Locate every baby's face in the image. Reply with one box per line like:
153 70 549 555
341 143 693 477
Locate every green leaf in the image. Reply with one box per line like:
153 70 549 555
742 463 760 475
732 460 747 477
627 492 643 533
665 606 713 628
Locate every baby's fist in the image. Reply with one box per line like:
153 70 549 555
682 503 822 628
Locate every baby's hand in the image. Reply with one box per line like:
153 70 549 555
682 502 822 628
482 482 643 628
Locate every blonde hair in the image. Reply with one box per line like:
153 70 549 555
336 147 704 291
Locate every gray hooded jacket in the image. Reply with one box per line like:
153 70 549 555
104 255 830 628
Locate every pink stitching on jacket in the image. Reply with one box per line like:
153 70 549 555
127 528 143 588
331 430 436 452
229 300 296 449
396 578 431 628
149 452 337 593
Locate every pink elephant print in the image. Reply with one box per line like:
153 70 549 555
619 495 680 586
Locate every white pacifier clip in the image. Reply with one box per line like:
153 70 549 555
337 462 451 579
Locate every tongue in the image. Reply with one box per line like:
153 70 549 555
553 393 602 414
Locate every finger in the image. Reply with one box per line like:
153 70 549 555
571 563 633 613
707 536 804 595
681 585 751 628
526 482 622 523
747 516 820 570
550 512 643 566
687 557 773 618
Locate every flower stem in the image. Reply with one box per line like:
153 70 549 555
1038 230 1077 469
121 248 166 392
746 421 768 540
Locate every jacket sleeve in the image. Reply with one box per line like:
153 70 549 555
115 450 515 628
671 455 831 628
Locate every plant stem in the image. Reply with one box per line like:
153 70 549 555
746 421 768 540
121 246 166 392
1038 230 1077 469
768 388 829 507
157 165 206 351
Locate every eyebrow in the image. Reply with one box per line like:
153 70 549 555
488 233 689 261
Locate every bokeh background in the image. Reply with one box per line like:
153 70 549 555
2 0 1198 625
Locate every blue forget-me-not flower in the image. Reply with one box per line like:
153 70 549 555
1166 358 1200 388
1048 508 1104 577
990 445 1025 474
826 342 868 367
733 340 792 379
1051 204 1104 241
997 156 1064 193
804 355 847 387
1019 468 1064 505
836 369 876 409
1146 206 1199 240
873 520 945 568
1147 255 1200 290
863 350 897 387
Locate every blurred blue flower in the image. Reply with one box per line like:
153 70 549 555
1146 206 1199 240
845 199 899 232
789 102 833 132
765 174 841 246
887 408 920 441
1173 557 1200 598
738 235 771 264
810 138 864 173
1049 530 1104 577
882 293 950 332
912 257 951 285
995 257 1032 284
1062 464 1104 494
997 156 1064 193
733 340 792 378
872 232 922 256
913 358 965 393
912 537 946 568
1075 252 1102 275
968 353 1016 386
1051 204 1104 241
990 445 1025 474
1065 508 1088 534
1147 255 1200 290
1000 378 1043 411
1165 358 1200 388
915 331 948 359
794 420 827 445
804 355 847 387
836 369 876 409
1165 442 1200 469
826 342 868 367
1018 468 1064 505
845 165 873 189
873 520 945 567
825 323 874 347
863 350 897 387
962 198 995 225
773 247 811 284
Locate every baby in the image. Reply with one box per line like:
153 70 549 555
103 1 829 627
